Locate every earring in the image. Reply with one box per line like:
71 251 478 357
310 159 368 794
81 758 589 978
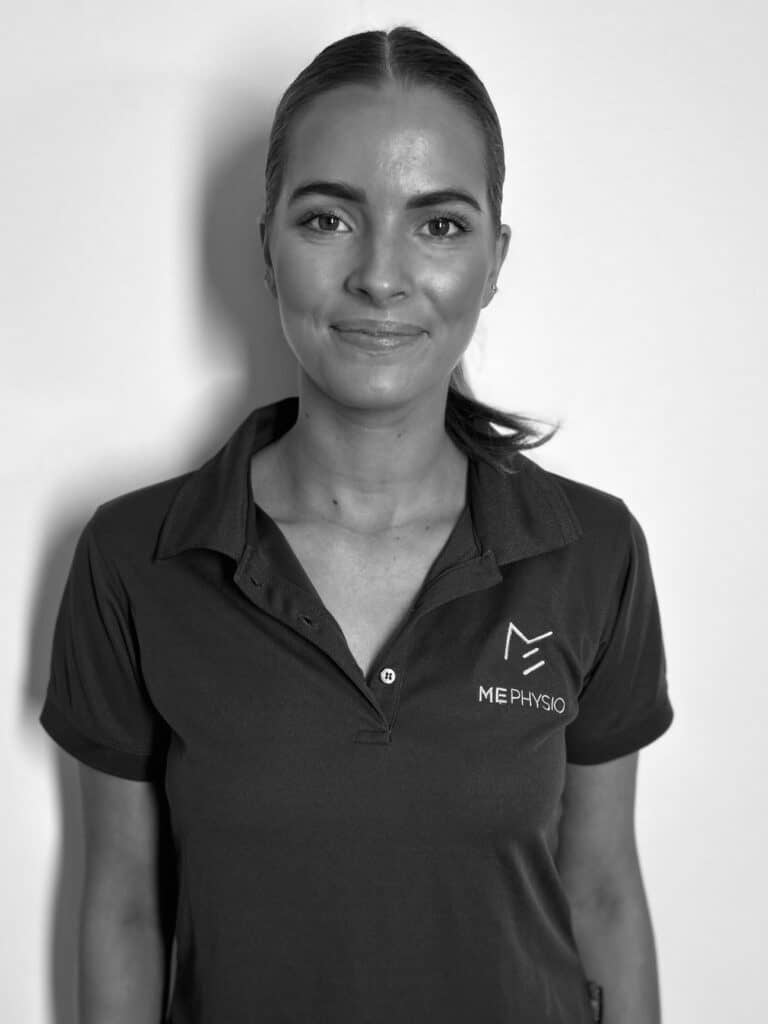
490 283 498 297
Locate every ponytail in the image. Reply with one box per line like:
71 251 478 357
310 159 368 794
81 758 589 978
445 360 561 473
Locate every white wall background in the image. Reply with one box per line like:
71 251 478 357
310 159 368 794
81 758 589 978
4 1 766 1020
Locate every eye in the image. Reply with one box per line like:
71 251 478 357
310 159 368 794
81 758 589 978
420 215 471 239
297 208 471 239
298 209 351 234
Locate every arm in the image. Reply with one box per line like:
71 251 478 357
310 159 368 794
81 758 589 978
78 763 177 1023
555 751 662 1024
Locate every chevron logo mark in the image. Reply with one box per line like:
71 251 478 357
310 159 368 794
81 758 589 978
503 620 554 676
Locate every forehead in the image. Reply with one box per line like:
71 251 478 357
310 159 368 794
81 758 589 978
282 82 488 201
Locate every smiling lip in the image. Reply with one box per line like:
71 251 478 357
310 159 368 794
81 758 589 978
331 327 424 353
331 318 426 337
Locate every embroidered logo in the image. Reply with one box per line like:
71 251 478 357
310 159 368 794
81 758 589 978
477 685 566 713
476 619 566 714
503 619 553 675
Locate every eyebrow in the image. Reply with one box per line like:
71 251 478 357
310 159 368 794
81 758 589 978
287 180 483 213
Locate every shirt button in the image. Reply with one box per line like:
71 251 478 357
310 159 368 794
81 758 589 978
379 667 396 685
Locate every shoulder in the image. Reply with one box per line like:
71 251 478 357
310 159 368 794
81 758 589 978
85 472 193 568
519 455 643 571
523 455 632 533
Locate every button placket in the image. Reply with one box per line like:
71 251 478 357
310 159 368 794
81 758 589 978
370 663 401 724
233 549 389 727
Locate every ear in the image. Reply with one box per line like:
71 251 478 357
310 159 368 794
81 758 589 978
259 215 272 270
483 224 512 308
495 223 512 273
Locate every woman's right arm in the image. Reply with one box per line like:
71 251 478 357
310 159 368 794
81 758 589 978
78 763 176 1023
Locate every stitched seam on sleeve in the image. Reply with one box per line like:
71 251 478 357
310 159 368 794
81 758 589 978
567 701 673 762
42 688 157 759
582 503 632 687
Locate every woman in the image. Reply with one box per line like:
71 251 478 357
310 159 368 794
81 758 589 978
39 26 673 1024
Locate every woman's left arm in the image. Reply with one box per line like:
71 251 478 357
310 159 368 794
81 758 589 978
556 750 662 1024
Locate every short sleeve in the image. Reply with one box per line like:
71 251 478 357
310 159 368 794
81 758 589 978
565 504 674 764
38 511 169 781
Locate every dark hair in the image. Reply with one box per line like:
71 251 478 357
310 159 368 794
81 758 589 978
263 25 560 472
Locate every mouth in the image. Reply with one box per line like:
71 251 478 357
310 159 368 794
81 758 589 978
330 323 426 353
331 318 426 337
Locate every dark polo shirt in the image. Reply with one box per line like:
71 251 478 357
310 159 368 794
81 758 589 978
39 394 673 1024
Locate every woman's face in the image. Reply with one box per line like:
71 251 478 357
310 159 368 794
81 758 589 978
262 81 510 409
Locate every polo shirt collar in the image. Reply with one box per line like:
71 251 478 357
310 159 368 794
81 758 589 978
154 395 583 566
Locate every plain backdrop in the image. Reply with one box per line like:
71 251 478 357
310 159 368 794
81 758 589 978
4 1 766 1021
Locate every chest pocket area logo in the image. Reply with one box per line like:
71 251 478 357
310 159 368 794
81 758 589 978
476 618 567 715
504 619 553 675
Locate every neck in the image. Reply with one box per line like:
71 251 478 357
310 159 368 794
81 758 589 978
276 377 467 533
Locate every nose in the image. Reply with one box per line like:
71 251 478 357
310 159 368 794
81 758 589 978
345 227 411 305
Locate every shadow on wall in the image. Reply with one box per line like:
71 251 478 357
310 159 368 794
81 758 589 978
27 111 297 1023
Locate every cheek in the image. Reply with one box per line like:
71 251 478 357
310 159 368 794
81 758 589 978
273 245 334 316
424 258 488 322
